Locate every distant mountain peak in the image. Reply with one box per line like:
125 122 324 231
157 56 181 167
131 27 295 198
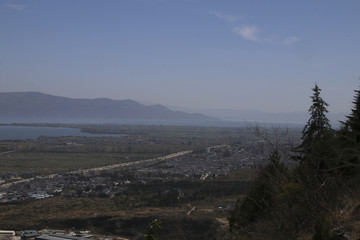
0 92 216 121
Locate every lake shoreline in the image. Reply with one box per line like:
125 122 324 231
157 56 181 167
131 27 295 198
0 124 128 141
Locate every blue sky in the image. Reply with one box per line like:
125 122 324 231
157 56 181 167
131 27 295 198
1 0 359 113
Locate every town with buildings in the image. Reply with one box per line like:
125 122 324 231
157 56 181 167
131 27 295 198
0 124 299 239
0 229 129 240
0 144 263 203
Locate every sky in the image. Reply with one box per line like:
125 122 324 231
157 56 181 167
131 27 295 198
1 0 360 114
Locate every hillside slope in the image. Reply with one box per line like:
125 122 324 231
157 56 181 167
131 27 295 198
0 92 215 121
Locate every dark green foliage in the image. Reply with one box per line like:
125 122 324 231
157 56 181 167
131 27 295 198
300 131 339 176
143 219 162 240
229 150 289 232
313 214 333 240
126 179 251 207
342 83 360 142
299 127 360 179
299 84 331 153
229 83 360 239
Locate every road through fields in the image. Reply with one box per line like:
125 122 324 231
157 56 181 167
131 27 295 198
0 150 193 188
1 144 228 189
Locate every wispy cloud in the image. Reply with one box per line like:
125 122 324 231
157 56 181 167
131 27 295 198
209 11 238 23
233 25 260 42
283 36 300 45
232 25 301 45
5 4 26 11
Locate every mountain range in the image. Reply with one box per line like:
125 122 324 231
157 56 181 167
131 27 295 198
166 106 348 127
0 92 215 121
0 92 347 126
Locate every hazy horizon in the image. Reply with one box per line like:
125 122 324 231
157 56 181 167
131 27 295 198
0 91 348 128
1 0 359 114
0 90 351 116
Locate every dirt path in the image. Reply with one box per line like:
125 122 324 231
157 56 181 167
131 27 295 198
0 150 16 155
70 150 193 174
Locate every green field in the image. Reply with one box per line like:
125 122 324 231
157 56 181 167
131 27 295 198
0 124 256 175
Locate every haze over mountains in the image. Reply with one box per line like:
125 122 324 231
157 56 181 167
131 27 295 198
0 92 215 121
171 107 347 125
0 92 347 126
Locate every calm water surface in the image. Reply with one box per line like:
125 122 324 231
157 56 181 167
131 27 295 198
0 125 126 140
0 118 301 141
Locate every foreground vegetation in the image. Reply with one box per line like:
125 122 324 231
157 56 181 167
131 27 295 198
0 169 256 239
229 83 360 239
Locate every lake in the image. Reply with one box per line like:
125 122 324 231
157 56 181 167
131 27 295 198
0 117 302 141
0 125 127 141
0 117 302 128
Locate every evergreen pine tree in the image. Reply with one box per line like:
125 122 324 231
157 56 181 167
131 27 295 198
143 219 162 240
343 83 360 137
299 84 331 153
